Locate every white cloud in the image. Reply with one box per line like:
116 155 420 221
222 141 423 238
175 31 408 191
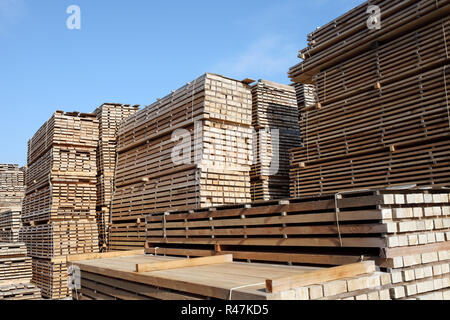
212 34 298 81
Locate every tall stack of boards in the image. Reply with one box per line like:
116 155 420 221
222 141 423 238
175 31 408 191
20 111 100 299
0 164 25 212
94 104 139 250
288 0 450 196
109 73 254 250
250 80 301 201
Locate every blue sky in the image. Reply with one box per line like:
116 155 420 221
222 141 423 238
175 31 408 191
0 0 363 166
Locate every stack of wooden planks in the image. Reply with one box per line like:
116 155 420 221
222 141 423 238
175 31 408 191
144 188 450 299
288 0 450 197
109 73 253 251
292 83 316 132
20 221 98 259
94 104 139 250
376 192 450 300
0 208 22 242
0 164 25 212
20 111 100 299
68 252 393 300
250 80 301 201
0 243 41 300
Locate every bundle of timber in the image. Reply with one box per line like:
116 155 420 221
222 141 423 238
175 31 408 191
0 208 22 242
20 220 98 259
94 103 139 249
23 111 98 222
31 258 69 300
288 0 450 197
68 252 392 300
292 83 316 130
0 243 41 300
145 188 450 300
250 80 301 201
110 73 253 250
0 164 25 211
21 111 100 299
0 243 32 282
290 0 449 84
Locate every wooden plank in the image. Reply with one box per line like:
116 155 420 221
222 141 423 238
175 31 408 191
135 255 233 273
67 250 145 262
266 261 376 293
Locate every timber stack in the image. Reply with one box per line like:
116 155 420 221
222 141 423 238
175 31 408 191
0 164 25 212
145 188 450 300
250 80 301 201
292 83 316 131
0 243 41 300
69 253 394 300
288 0 450 196
0 208 22 242
109 73 253 251
19 111 99 299
94 104 139 250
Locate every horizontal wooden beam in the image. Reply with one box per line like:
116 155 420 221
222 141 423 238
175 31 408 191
265 261 376 293
67 250 144 262
382 241 450 259
135 254 233 273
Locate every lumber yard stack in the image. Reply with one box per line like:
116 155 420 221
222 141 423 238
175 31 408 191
0 164 25 212
94 104 139 250
19 111 99 299
288 0 450 197
68 252 392 300
292 83 317 131
145 188 450 300
0 208 22 242
109 73 253 251
251 80 301 201
0 243 41 300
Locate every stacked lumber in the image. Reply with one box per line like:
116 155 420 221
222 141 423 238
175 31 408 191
0 208 22 242
23 111 98 222
0 243 41 300
251 80 301 201
31 259 69 299
94 104 139 249
20 221 98 259
376 192 450 300
292 83 316 131
0 164 25 211
288 0 450 197
145 189 450 299
109 73 253 250
69 252 392 300
20 111 100 299
0 243 32 282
